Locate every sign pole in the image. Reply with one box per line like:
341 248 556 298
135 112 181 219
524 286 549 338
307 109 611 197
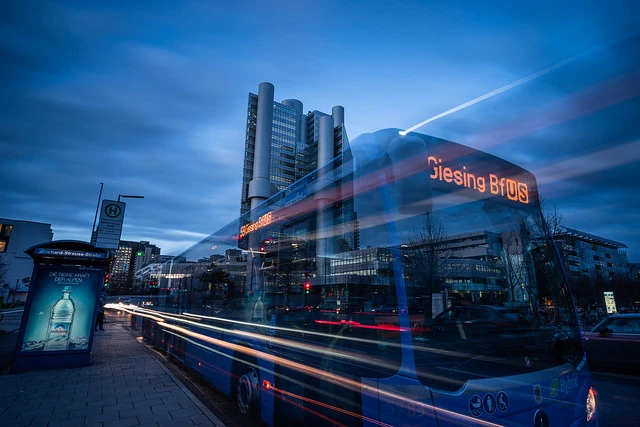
90 182 104 245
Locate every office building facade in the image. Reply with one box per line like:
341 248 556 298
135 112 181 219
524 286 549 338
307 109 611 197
239 82 355 298
552 227 632 307
240 82 348 218
110 240 162 294
0 219 53 304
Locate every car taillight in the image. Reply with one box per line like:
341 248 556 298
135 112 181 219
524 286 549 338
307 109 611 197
586 386 597 423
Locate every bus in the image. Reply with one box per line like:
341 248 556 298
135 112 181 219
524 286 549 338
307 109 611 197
120 128 597 426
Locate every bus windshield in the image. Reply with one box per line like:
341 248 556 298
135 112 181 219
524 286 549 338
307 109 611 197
146 128 585 425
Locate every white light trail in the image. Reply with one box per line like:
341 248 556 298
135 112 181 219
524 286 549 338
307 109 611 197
399 29 640 136
399 57 574 136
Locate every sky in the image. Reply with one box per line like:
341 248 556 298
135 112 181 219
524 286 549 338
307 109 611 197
1 0 639 261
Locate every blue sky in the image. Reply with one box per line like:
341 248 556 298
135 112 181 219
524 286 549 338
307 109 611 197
1 0 639 260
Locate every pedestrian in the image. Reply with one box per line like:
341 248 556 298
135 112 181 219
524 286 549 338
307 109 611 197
96 298 105 330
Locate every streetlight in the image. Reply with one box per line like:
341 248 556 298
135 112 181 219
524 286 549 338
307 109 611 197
116 194 144 295
118 194 145 202
116 195 144 242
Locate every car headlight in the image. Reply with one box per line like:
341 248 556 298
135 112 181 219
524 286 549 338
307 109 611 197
586 386 597 423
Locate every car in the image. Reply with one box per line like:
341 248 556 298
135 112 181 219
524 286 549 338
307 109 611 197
372 305 398 313
422 305 532 354
581 313 640 371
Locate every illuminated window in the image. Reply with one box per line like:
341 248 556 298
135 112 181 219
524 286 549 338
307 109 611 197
0 224 11 252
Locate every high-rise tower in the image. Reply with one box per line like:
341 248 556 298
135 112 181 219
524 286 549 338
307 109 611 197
239 83 355 309
240 82 348 218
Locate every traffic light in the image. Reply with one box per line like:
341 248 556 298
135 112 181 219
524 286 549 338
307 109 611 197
103 273 110 288
304 281 311 294
259 246 266 258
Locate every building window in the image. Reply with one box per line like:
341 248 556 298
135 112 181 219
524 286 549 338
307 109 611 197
0 224 12 253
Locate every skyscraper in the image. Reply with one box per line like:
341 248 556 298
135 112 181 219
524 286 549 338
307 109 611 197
239 82 355 306
240 82 348 218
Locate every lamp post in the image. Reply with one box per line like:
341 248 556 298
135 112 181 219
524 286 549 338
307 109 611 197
116 194 144 296
91 182 104 243
116 194 144 241
118 194 145 202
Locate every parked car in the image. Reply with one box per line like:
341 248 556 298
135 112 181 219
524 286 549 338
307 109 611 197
581 313 640 371
422 305 532 354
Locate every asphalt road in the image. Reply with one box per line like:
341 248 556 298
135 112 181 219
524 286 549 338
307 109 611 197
590 370 640 427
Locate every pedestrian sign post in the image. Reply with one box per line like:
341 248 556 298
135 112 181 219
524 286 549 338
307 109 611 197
95 200 126 249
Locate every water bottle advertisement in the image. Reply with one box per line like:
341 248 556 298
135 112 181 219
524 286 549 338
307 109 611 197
19 265 102 353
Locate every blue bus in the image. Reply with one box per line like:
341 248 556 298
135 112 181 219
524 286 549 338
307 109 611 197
120 128 597 426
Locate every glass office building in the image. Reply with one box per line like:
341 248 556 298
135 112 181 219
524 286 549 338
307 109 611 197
240 82 348 218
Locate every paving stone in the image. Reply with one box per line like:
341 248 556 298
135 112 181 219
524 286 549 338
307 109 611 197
0 320 224 427
104 415 140 427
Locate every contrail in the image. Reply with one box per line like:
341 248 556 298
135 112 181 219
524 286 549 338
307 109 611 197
399 30 639 136
399 58 574 136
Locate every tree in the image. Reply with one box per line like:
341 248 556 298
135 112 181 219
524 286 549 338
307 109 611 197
532 199 565 239
403 213 456 297
500 230 528 303
200 267 232 303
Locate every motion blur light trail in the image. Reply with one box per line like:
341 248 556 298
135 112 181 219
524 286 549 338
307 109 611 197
110 304 521 425
164 329 369 426
158 320 503 427
534 138 640 186
268 383 394 427
466 70 640 153
400 31 639 136
112 304 541 386
399 56 574 135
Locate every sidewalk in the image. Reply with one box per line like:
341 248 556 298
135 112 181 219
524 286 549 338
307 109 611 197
0 314 225 427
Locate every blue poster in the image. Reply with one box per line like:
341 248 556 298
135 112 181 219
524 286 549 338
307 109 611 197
19 265 102 353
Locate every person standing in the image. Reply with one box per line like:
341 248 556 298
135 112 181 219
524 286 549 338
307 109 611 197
96 299 105 330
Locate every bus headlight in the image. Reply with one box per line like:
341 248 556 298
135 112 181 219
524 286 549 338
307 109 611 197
586 386 597 423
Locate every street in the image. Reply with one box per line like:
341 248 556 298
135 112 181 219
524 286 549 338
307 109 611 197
590 371 640 427
0 308 638 425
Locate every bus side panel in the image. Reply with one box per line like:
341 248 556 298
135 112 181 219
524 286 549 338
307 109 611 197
273 360 306 425
303 369 364 426
430 367 590 426
258 348 275 427
181 326 235 397
362 376 438 427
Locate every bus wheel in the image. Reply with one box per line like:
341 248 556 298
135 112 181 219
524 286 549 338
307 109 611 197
237 367 260 415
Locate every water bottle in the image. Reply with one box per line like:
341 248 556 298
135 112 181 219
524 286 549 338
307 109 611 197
44 286 76 351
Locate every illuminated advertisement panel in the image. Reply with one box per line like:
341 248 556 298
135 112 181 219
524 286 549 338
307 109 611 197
18 265 102 353
603 291 617 314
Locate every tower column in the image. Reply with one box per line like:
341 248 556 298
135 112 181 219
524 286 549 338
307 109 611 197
246 82 275 313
